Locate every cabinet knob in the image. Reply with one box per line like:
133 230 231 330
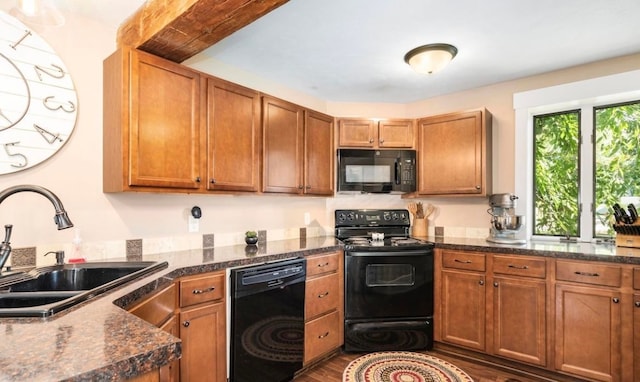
379 139 384 144
635 301 640 308
210 179 216 184
369 138 374 144
475 185 481 190
479 280 484 286
183 321 190 327
298 185 304 189
612 297 620 304
493 282 498 287
305 185 311 189
195 177 201 183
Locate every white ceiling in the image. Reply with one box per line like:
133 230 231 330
6 0 640 103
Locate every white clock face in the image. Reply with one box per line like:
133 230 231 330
0 11 78 174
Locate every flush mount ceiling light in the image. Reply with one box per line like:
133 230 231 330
404 43 458 75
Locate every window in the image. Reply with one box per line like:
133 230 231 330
532 110 580 237
532 102 640 240
514 69 640 242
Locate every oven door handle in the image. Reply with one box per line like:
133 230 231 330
346 250 432 257
349 320 431 331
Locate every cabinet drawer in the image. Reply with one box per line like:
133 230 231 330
442 251 486 272
305 273 340 319
306 251 340 277
180 272 225 307
556 260 621 287
304 310 341 364
635 268 640 290
129 283 177 327
493 255 546 279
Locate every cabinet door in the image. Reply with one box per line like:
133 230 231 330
337 119 377 147
635 293 640 381
159 315 180 382
262 96 304 193
304 110 334 195
492 276 546 366
378 119 414 148
555 284 621 381
206 78 260 192
180 302 226 382
129 50 201 189
441 269 486 351
417 109 491 196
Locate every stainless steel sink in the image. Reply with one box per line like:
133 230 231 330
0 261 168 317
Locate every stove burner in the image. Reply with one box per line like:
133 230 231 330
391 238 421 245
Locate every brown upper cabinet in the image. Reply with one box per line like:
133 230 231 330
338 118 414 148
205 76 261 192
262 96 334 196
104 48 202 192
416 108 492 196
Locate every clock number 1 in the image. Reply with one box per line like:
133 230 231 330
9 30 32 50
3 142 27 168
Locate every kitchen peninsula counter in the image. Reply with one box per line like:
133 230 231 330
0 236 341 382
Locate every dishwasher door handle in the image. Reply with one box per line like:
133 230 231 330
267 279 284 288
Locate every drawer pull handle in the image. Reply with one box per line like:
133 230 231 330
317 262 330 267
318 291 330 298
454 259 472 264
508 264 529 270
192 286 216 294
574 271 599 277
318 332 330 339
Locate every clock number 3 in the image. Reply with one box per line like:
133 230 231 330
3 142 27 168
43 96 75 113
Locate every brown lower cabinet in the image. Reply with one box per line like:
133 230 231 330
436 249 637 382
128 271 226 382
303 250 344 365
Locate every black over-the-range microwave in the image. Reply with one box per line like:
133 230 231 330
337 149 417 193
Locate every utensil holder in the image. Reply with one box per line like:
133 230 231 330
412 218 428 237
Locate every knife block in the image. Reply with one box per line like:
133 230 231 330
412 218 428 238
614 223 640 248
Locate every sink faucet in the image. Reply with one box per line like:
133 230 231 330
0 185 74 272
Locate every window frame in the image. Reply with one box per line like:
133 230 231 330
514 70 640 243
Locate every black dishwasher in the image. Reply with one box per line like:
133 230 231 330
230 258 306 382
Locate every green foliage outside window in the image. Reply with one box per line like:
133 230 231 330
594 101 640 236
533 101 640 239
533 111 580 237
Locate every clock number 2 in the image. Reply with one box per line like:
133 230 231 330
3 142 27 168
34 64 65 81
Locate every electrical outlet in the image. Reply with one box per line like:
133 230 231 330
188 215 199 233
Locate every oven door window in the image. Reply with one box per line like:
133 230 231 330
366 264 415 287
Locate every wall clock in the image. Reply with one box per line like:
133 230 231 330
0 11 78 174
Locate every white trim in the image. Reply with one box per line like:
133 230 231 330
514 70 640 241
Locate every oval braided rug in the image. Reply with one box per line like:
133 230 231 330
343 351 474 382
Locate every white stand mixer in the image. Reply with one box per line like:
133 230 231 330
486 193 527 244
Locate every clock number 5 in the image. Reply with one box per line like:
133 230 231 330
3 142 27 168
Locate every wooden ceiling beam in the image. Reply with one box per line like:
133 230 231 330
117 0 289 63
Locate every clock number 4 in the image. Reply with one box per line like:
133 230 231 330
34 124 63 144
3 142 27 168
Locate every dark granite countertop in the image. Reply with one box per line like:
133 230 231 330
427 236 640 265
0 236 341 382
1 234 638 381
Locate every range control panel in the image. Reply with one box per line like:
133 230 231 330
335 209 411 227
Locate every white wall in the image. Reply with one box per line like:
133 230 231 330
1 8 638 261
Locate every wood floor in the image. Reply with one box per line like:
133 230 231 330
293 350 550 382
